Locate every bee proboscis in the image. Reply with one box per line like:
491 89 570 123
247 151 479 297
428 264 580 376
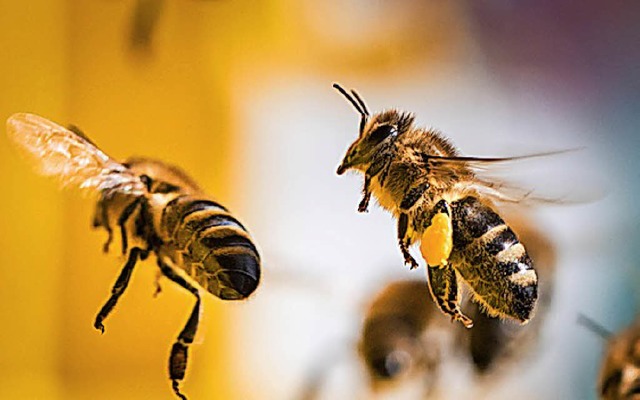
6 113 261 400
333 83 568 328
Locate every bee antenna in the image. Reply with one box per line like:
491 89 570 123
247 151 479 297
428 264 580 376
350 89 370 116
577 313 612 340
333 83 365 116
333 83 369 134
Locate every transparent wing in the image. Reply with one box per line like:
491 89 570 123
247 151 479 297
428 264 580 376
426 148 603 205
6 113 147 197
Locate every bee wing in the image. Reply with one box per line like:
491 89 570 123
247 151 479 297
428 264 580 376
6 113 147 197
427 148 602 205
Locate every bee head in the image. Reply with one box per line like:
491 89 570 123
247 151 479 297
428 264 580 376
333 83 414 175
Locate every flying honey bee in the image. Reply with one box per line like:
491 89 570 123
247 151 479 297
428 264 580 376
334 83 565 328
6 113 261 400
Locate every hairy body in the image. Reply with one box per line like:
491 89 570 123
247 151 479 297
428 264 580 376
334 84 537 327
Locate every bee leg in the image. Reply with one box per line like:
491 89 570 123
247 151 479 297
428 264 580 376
359 155 388 213
397 213 419 269
377 160 392 188
358 175 372 213
101 206 113 253
94 247 146 333
93 197 114 253
117 197 143 255
153 270 163 297
426 266 473 328
157 259 201 400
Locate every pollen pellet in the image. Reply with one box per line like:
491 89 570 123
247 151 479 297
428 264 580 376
420 212 453 267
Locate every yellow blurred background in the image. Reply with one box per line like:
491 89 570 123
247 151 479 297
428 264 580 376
1 1 639 399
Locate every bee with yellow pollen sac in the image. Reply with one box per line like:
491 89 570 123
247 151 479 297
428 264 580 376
333 83 562 329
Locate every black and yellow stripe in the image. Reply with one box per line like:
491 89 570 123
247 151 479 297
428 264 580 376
161 195 260 300
451 196 537 322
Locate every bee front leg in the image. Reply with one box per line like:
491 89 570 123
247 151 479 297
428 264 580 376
358 175 372 213
359 157 385 213
426 266 473 328
359 151 394 213
397 213 419 269
157 259 201 400
94 247 147 333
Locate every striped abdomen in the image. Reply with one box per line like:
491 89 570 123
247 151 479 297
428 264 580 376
161 195 260 300
450 196 537 322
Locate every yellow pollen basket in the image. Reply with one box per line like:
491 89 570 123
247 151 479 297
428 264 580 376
420 212 453 268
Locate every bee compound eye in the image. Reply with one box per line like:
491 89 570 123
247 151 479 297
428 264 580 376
368 125 395 145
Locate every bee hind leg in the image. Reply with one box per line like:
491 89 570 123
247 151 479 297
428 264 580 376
397 213 419 269
157 259 201 400
94 247 147 333
426 265 473 328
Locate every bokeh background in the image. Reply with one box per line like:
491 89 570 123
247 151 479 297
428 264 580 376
0 1 639 399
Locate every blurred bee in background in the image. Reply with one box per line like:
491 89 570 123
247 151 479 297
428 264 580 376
584 316 640 399
358 213 555 396
129 0 165 52
128 0 219 54
6 113 261 400
358 279 448 396
334 83 569 328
